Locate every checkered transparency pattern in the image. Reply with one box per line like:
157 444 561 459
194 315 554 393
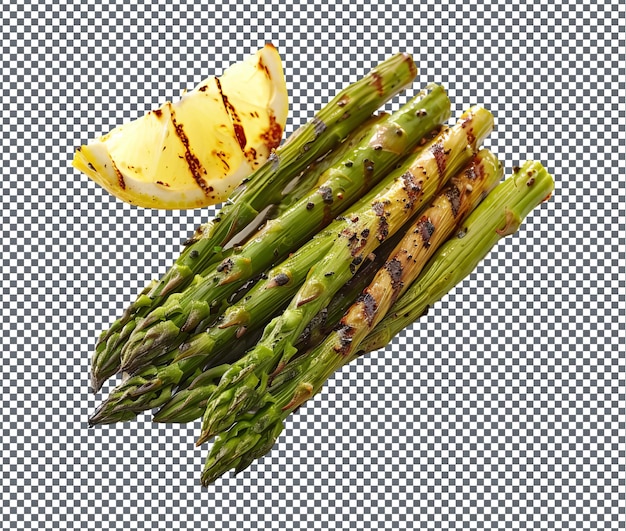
1 0 625 528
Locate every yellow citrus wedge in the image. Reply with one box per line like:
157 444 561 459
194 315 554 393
73 44 289 209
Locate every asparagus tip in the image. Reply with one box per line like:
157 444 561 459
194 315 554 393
196 432 211 447
90 374 103 394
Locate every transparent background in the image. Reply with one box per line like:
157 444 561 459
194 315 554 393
2 0 625 529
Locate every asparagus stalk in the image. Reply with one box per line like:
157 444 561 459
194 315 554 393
91 53 418 392
118 85 452 375
270 113 389 219
152 230 403 424
88 231 336 424
92 192 410 424
360 160 554 355
90 115 391 392
88 96 459 426
197 107 494 444
200 160 554 485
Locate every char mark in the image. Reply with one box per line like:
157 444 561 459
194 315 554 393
372 201 385 216
377 216 389 242
370 71 384 96
385 258 404 292
445 184 462 217
401 170 422 210
111 159 125 190
170 111 211 196
430 142 447 179
334 324 356 355
415 216 435 247
216 77 247 151
312 117 327 137
357 292 378 326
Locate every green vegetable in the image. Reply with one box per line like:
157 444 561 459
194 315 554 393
118 85 452 376
198 107 494 444
91 53 419 392
199 160 554 485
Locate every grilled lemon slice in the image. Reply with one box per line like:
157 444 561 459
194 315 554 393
73 44 288 209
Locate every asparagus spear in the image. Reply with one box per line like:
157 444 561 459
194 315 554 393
360 160 554 355
91 53 418 392
197 107 494 443
88 96 457 426
89 231 336 424
270 113 389 219
200 160 554 485
152 230 403 424
90 115 391 392
118 85 452 375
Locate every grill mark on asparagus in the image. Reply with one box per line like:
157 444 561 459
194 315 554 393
372 201 385 216
372 200 390 242
377 216 389 242
401 170 422 210
430 142 447 180
312 117 327 137
334 323 356 355
357 292 378 326
402 52 418 77
445 184 462 217
370 71 384 96
385 258 404 292
460 115 476 145
415 216 435 247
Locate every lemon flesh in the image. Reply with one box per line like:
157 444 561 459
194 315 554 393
73 44 289 209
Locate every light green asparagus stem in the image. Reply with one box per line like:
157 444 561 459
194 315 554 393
198 107 494 444
91 53 418 392
89 90 453 426
88 92 455 426
200 160 554 485
360 160 555 355
118 85 452 376
271 113 390 218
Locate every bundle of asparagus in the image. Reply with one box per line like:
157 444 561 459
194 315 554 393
89 53 554 486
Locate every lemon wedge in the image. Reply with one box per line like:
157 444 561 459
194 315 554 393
73 44 289 209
